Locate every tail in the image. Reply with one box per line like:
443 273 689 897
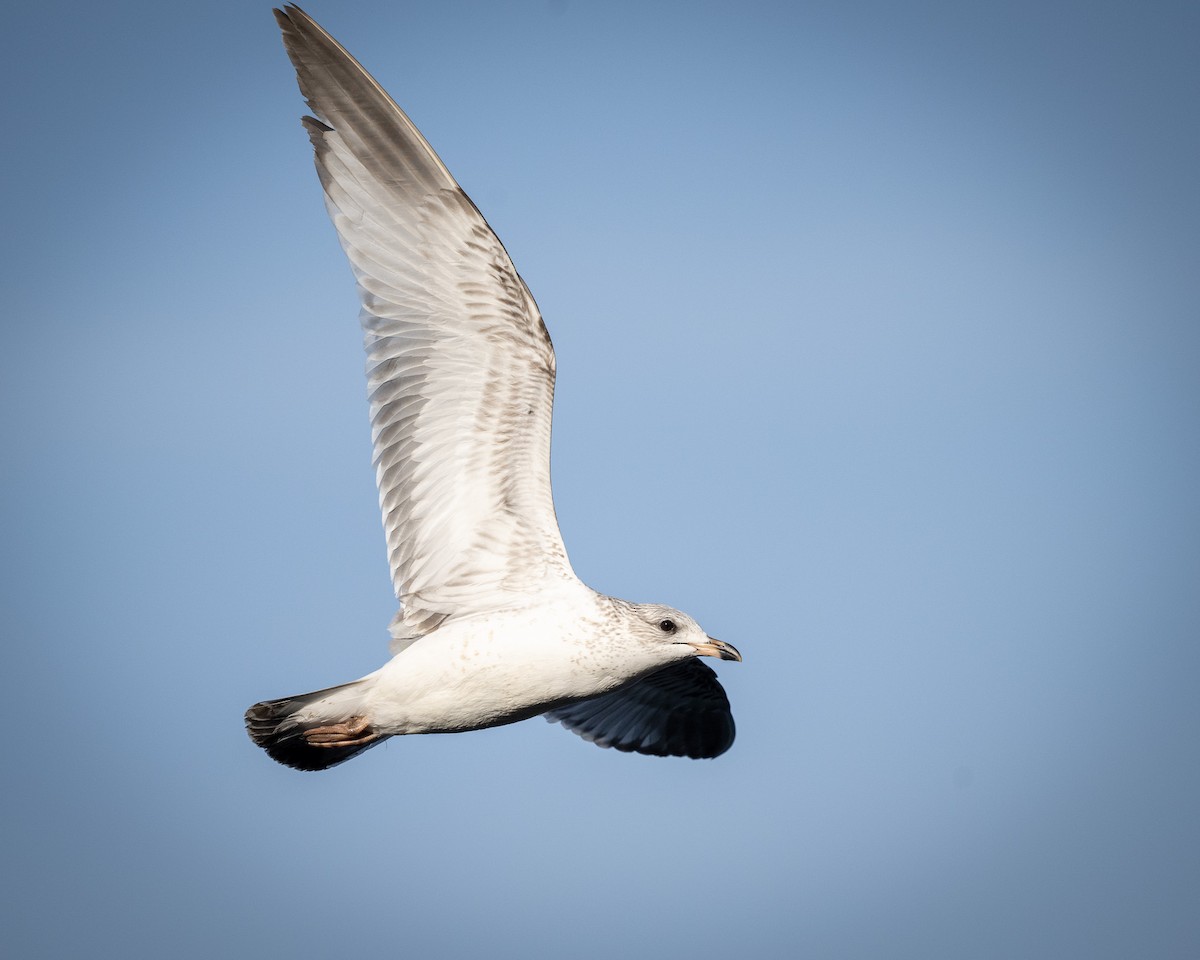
244 676 386 771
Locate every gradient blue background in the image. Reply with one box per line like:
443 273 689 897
3 1 1198 957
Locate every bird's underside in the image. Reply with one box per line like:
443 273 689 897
246 655 736 771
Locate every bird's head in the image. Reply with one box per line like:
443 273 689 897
625 602 742 667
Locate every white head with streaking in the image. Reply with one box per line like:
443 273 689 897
246 5 742 771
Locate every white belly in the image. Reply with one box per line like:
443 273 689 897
364 603 627 736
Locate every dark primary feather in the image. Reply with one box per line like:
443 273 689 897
274 5 456 193
545 659 736 759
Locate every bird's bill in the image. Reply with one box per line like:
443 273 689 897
689 638 742 662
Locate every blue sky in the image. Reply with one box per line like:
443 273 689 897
3 1 1198 957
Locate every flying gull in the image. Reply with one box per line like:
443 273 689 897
246 5 742 771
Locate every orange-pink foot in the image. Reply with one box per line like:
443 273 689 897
303 716 377 748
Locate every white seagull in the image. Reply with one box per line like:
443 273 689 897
246 5 741 771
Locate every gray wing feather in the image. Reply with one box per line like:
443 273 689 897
545 660 737 759
275 7 576 643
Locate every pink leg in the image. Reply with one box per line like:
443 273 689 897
303 716 378 748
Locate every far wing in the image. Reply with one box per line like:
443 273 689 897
545 660 736 759
275 7 576 641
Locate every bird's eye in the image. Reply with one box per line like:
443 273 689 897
659 619 677 634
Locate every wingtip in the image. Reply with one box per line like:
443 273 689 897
273 4 305 24
273 5 322 48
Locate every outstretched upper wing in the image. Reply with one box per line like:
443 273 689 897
545 659 737 759
275 6 577 640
